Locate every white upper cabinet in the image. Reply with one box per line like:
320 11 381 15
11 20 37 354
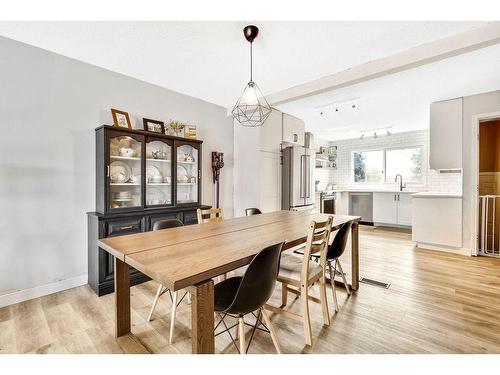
282 113 305 146
259 109 284 153
429 97 463 170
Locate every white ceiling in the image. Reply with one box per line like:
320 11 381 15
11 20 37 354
277 43 500 140
0 21 488 109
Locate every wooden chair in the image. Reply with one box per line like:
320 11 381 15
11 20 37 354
309 221 353 312
197 207 224 224
265 216 333 346
147 218 188 344
197 207 226 281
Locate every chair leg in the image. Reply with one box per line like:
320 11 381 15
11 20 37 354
336 259 351 295
261 307 282 354
238 317 246 354
328 262 339 313
147 284 163 322
168 291 178 344
281 283 288 306
300 286 313 346
319 274 330 326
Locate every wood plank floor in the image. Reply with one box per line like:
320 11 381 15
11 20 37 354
2 226 500 354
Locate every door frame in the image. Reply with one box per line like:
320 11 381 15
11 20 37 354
470 111 500 256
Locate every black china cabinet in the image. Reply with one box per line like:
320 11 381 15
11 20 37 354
87 125 208 296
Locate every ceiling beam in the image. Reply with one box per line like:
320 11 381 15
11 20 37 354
266 22 500 106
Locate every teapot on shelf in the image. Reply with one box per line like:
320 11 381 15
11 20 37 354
119 147 134 157
151 150 165 160
183 152 195 162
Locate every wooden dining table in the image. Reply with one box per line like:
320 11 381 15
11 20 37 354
98 210 361 354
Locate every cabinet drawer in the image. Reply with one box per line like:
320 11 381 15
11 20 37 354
183 210 199 225
106 218 143 237
149 213 182 230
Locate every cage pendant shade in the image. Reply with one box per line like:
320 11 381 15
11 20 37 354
232 81 272 127
232 25 271 127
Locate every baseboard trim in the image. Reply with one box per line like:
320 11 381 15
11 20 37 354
0 274 88 308
416 243 470 256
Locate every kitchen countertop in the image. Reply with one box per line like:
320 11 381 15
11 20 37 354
316 189 418 194
412 192 463 198
315 189 462 197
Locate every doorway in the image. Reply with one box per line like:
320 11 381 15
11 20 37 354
478 118 500 256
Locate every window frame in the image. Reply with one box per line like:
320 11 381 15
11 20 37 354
350 145 425 185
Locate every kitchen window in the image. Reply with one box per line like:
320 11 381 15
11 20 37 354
352 146 423 183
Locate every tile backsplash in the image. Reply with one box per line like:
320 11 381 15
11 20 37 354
313 129 462 193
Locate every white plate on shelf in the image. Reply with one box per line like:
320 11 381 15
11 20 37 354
146 187 167 205
177 164 190 183
110 161 131 183
146 165 162 182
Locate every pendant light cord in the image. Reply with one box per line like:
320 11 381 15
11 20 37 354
250 42 253 82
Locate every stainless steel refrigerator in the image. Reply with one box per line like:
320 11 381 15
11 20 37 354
282 145 315 210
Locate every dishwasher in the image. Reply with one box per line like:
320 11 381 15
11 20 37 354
349 192 373 223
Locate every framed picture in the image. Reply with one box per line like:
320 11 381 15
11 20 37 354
111 108 132 129
143 118 165 134
184 125 197 139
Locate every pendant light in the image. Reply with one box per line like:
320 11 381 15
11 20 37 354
232 25 272 127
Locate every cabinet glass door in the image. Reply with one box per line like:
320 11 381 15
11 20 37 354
176 143 199 205
146 138 173 207
108 134 143 210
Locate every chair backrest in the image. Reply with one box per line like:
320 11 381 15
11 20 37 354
197 207 224 224
301 217 333 282
225 242 284 315
245 207 262 216
152 218 184 231
326 221 352 260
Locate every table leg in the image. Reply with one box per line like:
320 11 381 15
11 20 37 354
114 257 131 337
190 279 215 354
351 222 360 291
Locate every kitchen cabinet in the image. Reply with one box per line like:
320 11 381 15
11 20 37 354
282 113 305 146
373 193 397 224
412 194 462 249
373 192 412 226
335 192 349 215
430 97 463 170
259 109 283 153
397 193 413 226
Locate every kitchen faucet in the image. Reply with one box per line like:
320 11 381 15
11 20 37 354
395 174 406 191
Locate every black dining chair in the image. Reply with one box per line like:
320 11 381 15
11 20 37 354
310 221 353 312
213 242 284 354
148 218 189 344
245 207 262 216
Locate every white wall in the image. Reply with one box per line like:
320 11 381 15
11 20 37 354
0 36 234 305
327 129 462 192
233 109 283 217
462 90 500 251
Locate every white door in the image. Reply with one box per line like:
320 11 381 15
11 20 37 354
259 151 281 212
373 192 397 224
397 193 413 226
